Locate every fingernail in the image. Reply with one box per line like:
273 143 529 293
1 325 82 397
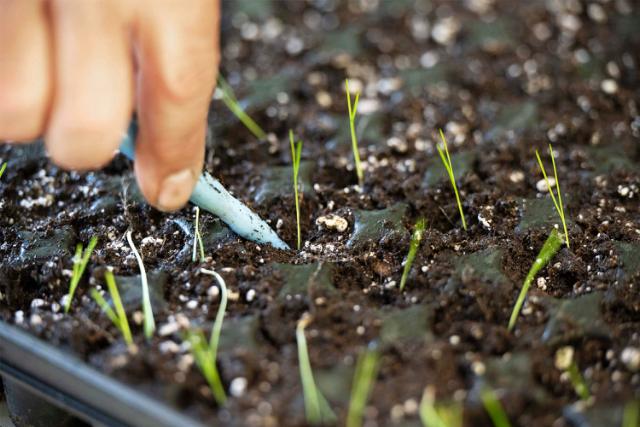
156 168 196 211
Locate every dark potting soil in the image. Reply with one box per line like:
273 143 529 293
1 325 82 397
1 1 640 426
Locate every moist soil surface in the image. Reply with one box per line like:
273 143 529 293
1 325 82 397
1 1 640 426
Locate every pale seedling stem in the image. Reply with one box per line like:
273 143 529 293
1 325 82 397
65 236 98 313
400 218 426 292
480 388 511 427
289 130 303 250
419 385 463 427
345 79 364 187
437 129 467 230
535 144 569 247
91 270 133 346
508 228 563 331
297 313 336 425
217 75 266 140
126 230 155 339
192 207 205 263
346 347 379 427
184 268 229 405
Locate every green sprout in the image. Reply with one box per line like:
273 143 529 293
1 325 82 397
555 346 590 401
508 228 563 331
347 346 380 427
200 269 228 355
535 144 569 247
217 74 266 140
192 207 205 263
126 230 155 339
419 386 463 427
0 162 6 180
90 270 133 346
623 400 639 427
186 268 228 405
480 388 511 427
345 79 364 187
64 236 98 313
436 129 467 230
399 218 426 292
289 130 303 250
296 313 336 425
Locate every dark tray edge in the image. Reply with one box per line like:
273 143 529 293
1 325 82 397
0 321 207 427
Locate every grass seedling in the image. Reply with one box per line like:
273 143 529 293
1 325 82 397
297 313 336 425
419 386 463 427
289 130 303 250
345 79 364 187
535 144 569 247
90 270 133 346
217 74 266 140
185 329 227 405
399 218 426 292
508 228 563 331
185 268 228 405
436 129 467 230
126 230 155 339
623 400 639 427
0 162 6 180
200 269 228 355
64 236 98 313
480 387 511 427
192 207 205 263
555 346 590 401
347 346 380 427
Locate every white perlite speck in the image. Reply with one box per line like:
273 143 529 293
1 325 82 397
316 214 348 232
207 285 220 301
158 321 180 337
555 346 574 370
536 177 556 192
230 377 248 397
509 170 525 183
601 79 618 95
621 347 640 371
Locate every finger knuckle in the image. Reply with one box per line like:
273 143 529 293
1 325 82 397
155 57 217 104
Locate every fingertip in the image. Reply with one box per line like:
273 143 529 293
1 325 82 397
156 167 199 211
135 159 200 212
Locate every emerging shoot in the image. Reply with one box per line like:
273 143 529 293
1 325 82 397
64 236 98 313
623 400 639 427
217 74 267 140
555 346 590 401
186 268 229 405
480 388 511 427
192 207 205 263
347 346 380 427
399 218 426 292
297 313 336 425
289 130 303 250
200 269 228 357
185 329 227 405
345 79 364 187
126 230 155 339
91 270 133 346
508 228 563 331
436 129 467 230
419 386 463 427
535 144 569 247
0 162 6 180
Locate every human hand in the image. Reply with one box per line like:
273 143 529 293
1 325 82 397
0 0 220 211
